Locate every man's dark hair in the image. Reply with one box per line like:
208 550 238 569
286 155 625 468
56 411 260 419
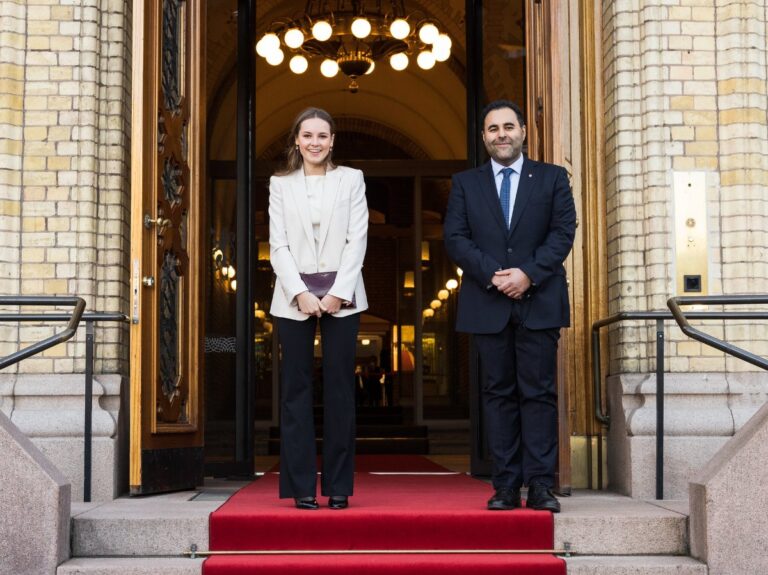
480 100 526 129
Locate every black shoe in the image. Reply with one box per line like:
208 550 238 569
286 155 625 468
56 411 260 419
525 482 561 513
294 496 319 510
328 496 349 509
487 487 521 510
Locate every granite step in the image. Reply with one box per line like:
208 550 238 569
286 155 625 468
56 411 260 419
565 556 707 574
70 486 692 558
57 558 203 574
57 556 708 575
554 492 691 555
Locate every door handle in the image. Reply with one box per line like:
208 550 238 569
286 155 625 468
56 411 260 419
144 213 172 233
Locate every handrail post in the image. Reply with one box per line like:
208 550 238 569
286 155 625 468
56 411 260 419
592 327 609 425
84 320 94 503
655 318 664 500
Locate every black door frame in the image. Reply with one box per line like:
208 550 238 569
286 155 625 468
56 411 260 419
233 0 256 476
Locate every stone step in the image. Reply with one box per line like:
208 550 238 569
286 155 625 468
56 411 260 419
266 436 430 455
565 556 707 574
70 487 691 558
70 493 222 558
57 555 708 575
555 492 691 555
267 424 429 437
58 558 203 574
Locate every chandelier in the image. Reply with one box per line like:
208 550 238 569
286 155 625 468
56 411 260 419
255 0 453 92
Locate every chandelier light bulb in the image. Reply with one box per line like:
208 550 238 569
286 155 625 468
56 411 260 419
456 268 463 277
255 37 268 58
433 34 452 61
418 22 439 44
435 33 452 51
430 299 442 310
351 17 372 38
284 27 305 49
320 58 339 77
446 278 459 290
438 289 449 301
423 308 434 318
365 61 375 75
266 48 285 66
433 45 451 62
390 18 410 39
230 279 237 292
256 33 280 58
417 50 436 70
289 54 308 74
390 52 409 71
312 20 333 41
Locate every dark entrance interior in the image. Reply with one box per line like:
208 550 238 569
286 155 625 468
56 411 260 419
202 0 530 478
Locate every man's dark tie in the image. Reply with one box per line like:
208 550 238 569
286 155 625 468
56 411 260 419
499 167 513 229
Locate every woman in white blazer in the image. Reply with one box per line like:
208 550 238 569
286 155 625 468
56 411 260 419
269 107 368 510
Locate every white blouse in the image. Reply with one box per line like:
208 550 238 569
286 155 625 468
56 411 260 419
304 174 324 248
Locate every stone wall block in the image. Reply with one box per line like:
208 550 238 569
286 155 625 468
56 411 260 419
0 373 125 501
607 371 768 499
8 374 116 437
0 409 70 575
690 401 768 574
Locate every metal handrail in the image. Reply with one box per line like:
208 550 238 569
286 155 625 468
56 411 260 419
0 296 86 369
668 295 768 371
0 298 128 501
592 306 768 499
592 309 768 425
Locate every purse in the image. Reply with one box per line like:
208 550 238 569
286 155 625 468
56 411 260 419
299 271 356 309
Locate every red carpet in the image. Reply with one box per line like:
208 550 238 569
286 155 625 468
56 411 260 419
204 456 564 574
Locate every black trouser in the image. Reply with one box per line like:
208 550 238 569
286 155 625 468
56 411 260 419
474 308 560 490
276 313 359 498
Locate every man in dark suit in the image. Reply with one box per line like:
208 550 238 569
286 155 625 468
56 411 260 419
444 100 576 512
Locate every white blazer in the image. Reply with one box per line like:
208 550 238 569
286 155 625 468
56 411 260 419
268 165 369 321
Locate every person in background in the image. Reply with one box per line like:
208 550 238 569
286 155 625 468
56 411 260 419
269 107 369 510
355 364 367 407
365 357 382 407
444 100 576 513
379 345 394 406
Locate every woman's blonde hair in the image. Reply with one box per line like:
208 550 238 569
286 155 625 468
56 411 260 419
278 107 337 175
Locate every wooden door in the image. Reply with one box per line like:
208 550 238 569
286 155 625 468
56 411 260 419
525 0 574 494
129 0 206 495
527 1 609 491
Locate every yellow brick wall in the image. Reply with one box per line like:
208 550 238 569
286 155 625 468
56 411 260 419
0 0 26 365
603 0 768 373
3 0 767 379
0 0 132 374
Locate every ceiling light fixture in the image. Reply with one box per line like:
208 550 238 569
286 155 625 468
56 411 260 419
255 1 453 93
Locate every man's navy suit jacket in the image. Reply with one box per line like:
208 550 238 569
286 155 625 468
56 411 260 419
444 157 577 334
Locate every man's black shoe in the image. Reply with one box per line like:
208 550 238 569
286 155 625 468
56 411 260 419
525 482 561 513
294 496 319 510
328 496 349 509
487 487 521 510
